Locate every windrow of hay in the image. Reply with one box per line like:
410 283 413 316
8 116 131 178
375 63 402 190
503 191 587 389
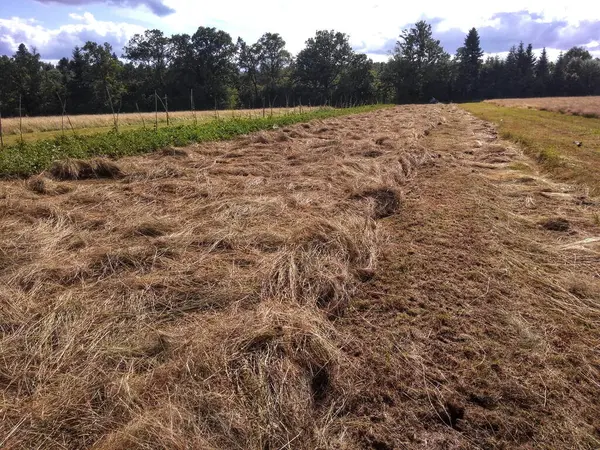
0 105 446 448
26 175 73 195
263 215 379 316
49 157 124 180
91 302 348 450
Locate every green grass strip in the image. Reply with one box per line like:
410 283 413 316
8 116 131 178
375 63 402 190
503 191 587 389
0 105 392 178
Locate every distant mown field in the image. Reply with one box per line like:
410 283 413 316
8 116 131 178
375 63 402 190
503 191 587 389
462 102 600 194
0 107 315 144
484 96 600 118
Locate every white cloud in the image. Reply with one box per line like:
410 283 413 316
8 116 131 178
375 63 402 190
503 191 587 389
145 0 600 57
1 0 599 61
0 12 144 58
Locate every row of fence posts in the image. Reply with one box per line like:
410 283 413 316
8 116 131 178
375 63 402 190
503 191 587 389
0 91 374 150
0 90 173 150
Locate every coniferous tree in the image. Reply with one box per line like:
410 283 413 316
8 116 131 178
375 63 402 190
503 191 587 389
534 47 550 96
456 28 483 100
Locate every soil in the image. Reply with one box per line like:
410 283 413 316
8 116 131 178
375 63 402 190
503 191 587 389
337 106 600 448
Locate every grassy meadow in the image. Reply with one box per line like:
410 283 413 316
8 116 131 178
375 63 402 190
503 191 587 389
461 102 600 194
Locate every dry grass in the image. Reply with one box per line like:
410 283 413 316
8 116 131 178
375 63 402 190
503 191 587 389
485 96 600 118
0 106 440 448
0 107 316 136
49 158 124 180
1 105 598 448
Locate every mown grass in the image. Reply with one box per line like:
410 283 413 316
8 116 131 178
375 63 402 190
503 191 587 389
462 102 600 194
485 96 600 118
0 105 390 177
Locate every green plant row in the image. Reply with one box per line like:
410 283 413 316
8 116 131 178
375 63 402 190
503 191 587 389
0 105 392 177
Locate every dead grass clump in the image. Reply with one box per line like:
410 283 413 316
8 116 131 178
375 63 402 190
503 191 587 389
375 136 392 146
363 150 383 158
263 216 377 316
568 278 599 300
225 304 342 441
89 158 125 179
399 154 415 177
252 133 271 144
26 175 72 195
540 217 570 232
131 221 173 237
275 132 291 142
90 246 177 278
6 203 68 225
287 130 305 139
50 158 124 180
160 147 189 158
351 187 401 219
92 303 347 449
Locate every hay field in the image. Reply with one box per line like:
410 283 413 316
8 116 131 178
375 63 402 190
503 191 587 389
485 96 600 118
1 105 599 448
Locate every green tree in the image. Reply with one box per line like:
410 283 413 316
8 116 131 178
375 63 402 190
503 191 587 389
564 47 592 61
516 43 536 97
456 27 483 100
191 27 237 108
236 37 262 106
11 44 43 115
123 29 169 92
337 53 375 105
39 63 65 115
0 55 17 114
167 33 196 102
372 61 395 104
551 52 567 96
294 30 353 104
80 42 124 112
389 21 450 102
256 33 291 102
480 56 505 98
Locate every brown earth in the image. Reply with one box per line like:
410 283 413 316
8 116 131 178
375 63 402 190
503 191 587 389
1 105 599 449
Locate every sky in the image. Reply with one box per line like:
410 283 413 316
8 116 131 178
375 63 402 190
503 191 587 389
0 0 599 63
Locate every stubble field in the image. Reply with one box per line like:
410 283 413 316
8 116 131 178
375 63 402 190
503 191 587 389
1 105 599 449
485 96 600 118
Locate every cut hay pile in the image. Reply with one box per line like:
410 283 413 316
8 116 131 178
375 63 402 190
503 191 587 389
0 106 444 448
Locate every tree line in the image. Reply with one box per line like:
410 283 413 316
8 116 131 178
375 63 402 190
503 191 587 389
0 21 599 117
